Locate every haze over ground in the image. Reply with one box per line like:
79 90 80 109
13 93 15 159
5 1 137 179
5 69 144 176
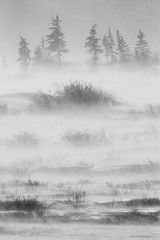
0 0 160 69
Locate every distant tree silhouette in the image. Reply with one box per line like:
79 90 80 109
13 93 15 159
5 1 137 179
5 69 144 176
106 28 116 63
135 29 151 63
46 16 68 65
116 30 131 63
17 36 31 71
41 37 47 60
85 24 103 65
33 46 44 67
102 34 110 63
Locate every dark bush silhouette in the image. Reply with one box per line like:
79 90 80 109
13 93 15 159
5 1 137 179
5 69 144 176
31 81 118 111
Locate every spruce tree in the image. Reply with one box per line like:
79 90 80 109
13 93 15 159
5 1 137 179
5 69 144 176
102 34 110 63
41 37 47 60
107 28 116 63
135 29 151 63
33 46 44 67
85 24 103 65
17 36 31 71
116 30 131 63
46 16 68 65
33 37 48 66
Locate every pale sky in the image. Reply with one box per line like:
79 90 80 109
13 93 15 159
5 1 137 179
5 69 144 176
0 0 160 67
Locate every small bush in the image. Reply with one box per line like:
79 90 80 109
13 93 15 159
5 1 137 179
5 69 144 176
62 129 108 146
31 91 55 111
77 161 94 169
103 198 160 208
31 81 118 111
111 210 158 223
145 104 160 116
106 179 160 191
124 198 160 207
66 187 86 207
26 179 40 187
78 179 92 185
0 104 8 114
25 179 48 189
11 164 31 180
58 81 116 105
109 189 121 197
0 196 45 213
129 105 160 118
13 132 39 146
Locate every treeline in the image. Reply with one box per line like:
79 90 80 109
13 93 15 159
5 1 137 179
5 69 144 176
17 15 159 71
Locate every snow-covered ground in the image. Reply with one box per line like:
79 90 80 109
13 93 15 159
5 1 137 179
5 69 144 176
0 67 160 238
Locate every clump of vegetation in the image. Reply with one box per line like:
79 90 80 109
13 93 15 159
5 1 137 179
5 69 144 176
0 104 8 114
78 179 92 185
25 179 48 190
109 189 121 197
58 81 116 105
55 182 65 189
101 198 160 208
145 104 160 116
110 210 159 224
31 81 118 111
62 129 109 146
66 188 86 207
26 179 41 187
11 163 31 180
106 179 160 191
129 104 160 118
77 161 94 169
31 91 55 111
0 196 45 213
124 198 160 208
13 132 39 147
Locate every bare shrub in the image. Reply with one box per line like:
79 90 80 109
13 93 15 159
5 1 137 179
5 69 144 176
0 104 8 114
78 179 92 185
106 150 120 162
31 91 55 111
111 210 158 223
55 182 65 189
145 104 160 116
99 198 160 209
124 198 160 208
11 162 31 180
58 81 117 105
25 179 48 191
31 81 118 111
77 161 94 169
0 196 45 213
129 104 160 118
13 132 39 146
109 189 121 197
66 187 86 207
62 129 109 146
106 179 160 191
